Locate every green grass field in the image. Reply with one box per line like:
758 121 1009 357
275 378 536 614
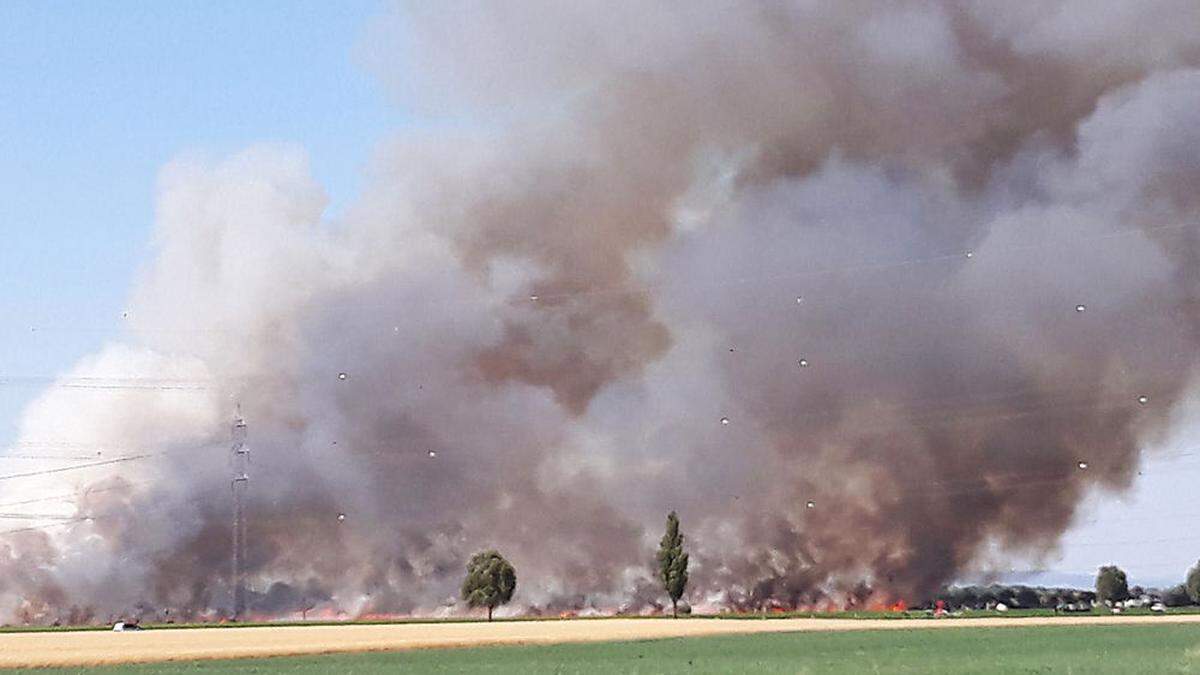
11 623 1200 674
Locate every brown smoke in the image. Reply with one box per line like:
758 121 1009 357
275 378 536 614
2 0 1200 621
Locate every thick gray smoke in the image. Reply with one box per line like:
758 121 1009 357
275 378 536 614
3 0 1200 621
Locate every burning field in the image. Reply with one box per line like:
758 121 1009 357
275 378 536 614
3 0 1200 624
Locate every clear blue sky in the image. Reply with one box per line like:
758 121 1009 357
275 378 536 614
0 0 404 444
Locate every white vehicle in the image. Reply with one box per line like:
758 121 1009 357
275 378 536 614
111 621 143 632
1151 603 1167 613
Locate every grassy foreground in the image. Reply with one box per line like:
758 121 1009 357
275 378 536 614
11 623 1200 674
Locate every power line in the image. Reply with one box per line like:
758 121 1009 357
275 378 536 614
0 512 79 520
0 427 1191 506
1 441 142 460
27 325 247 335
0 478 158 509
532 219 1200 302
0 454 154 482
1 220 1195 591
0 376 212 391
6 220 1195 324
0 515 111 537
0 443 212 483
0 454 108 461
866 452 1200 504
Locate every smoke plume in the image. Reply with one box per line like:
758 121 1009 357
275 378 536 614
3 0 1200 621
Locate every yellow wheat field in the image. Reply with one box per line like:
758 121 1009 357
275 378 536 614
3 614 1200 668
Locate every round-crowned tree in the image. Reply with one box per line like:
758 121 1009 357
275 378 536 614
1186 561 1200 604
1095 565 1129 605
461 550 517 621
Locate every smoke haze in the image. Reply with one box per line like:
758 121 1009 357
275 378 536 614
3 0 1200 621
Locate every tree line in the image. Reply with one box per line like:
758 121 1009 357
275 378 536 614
1090 563 1200 608
934 563 1200 612
460 511 691 620
461 512 1200 620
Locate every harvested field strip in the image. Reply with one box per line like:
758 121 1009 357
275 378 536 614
3 615 1200 668
9 623 1200 674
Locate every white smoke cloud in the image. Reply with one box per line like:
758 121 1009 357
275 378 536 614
2 1 1199 621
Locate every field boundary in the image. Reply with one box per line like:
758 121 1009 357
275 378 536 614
3 614 1200 668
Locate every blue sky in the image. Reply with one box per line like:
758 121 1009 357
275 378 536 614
0 0 404 445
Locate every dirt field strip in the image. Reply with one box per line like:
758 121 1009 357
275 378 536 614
4 615 1200 668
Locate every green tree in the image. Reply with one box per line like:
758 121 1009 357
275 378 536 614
1095 565 1129 605
656 510 689 618
1163 584 1191 607
1186 561 1200 604
461 550 516 621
